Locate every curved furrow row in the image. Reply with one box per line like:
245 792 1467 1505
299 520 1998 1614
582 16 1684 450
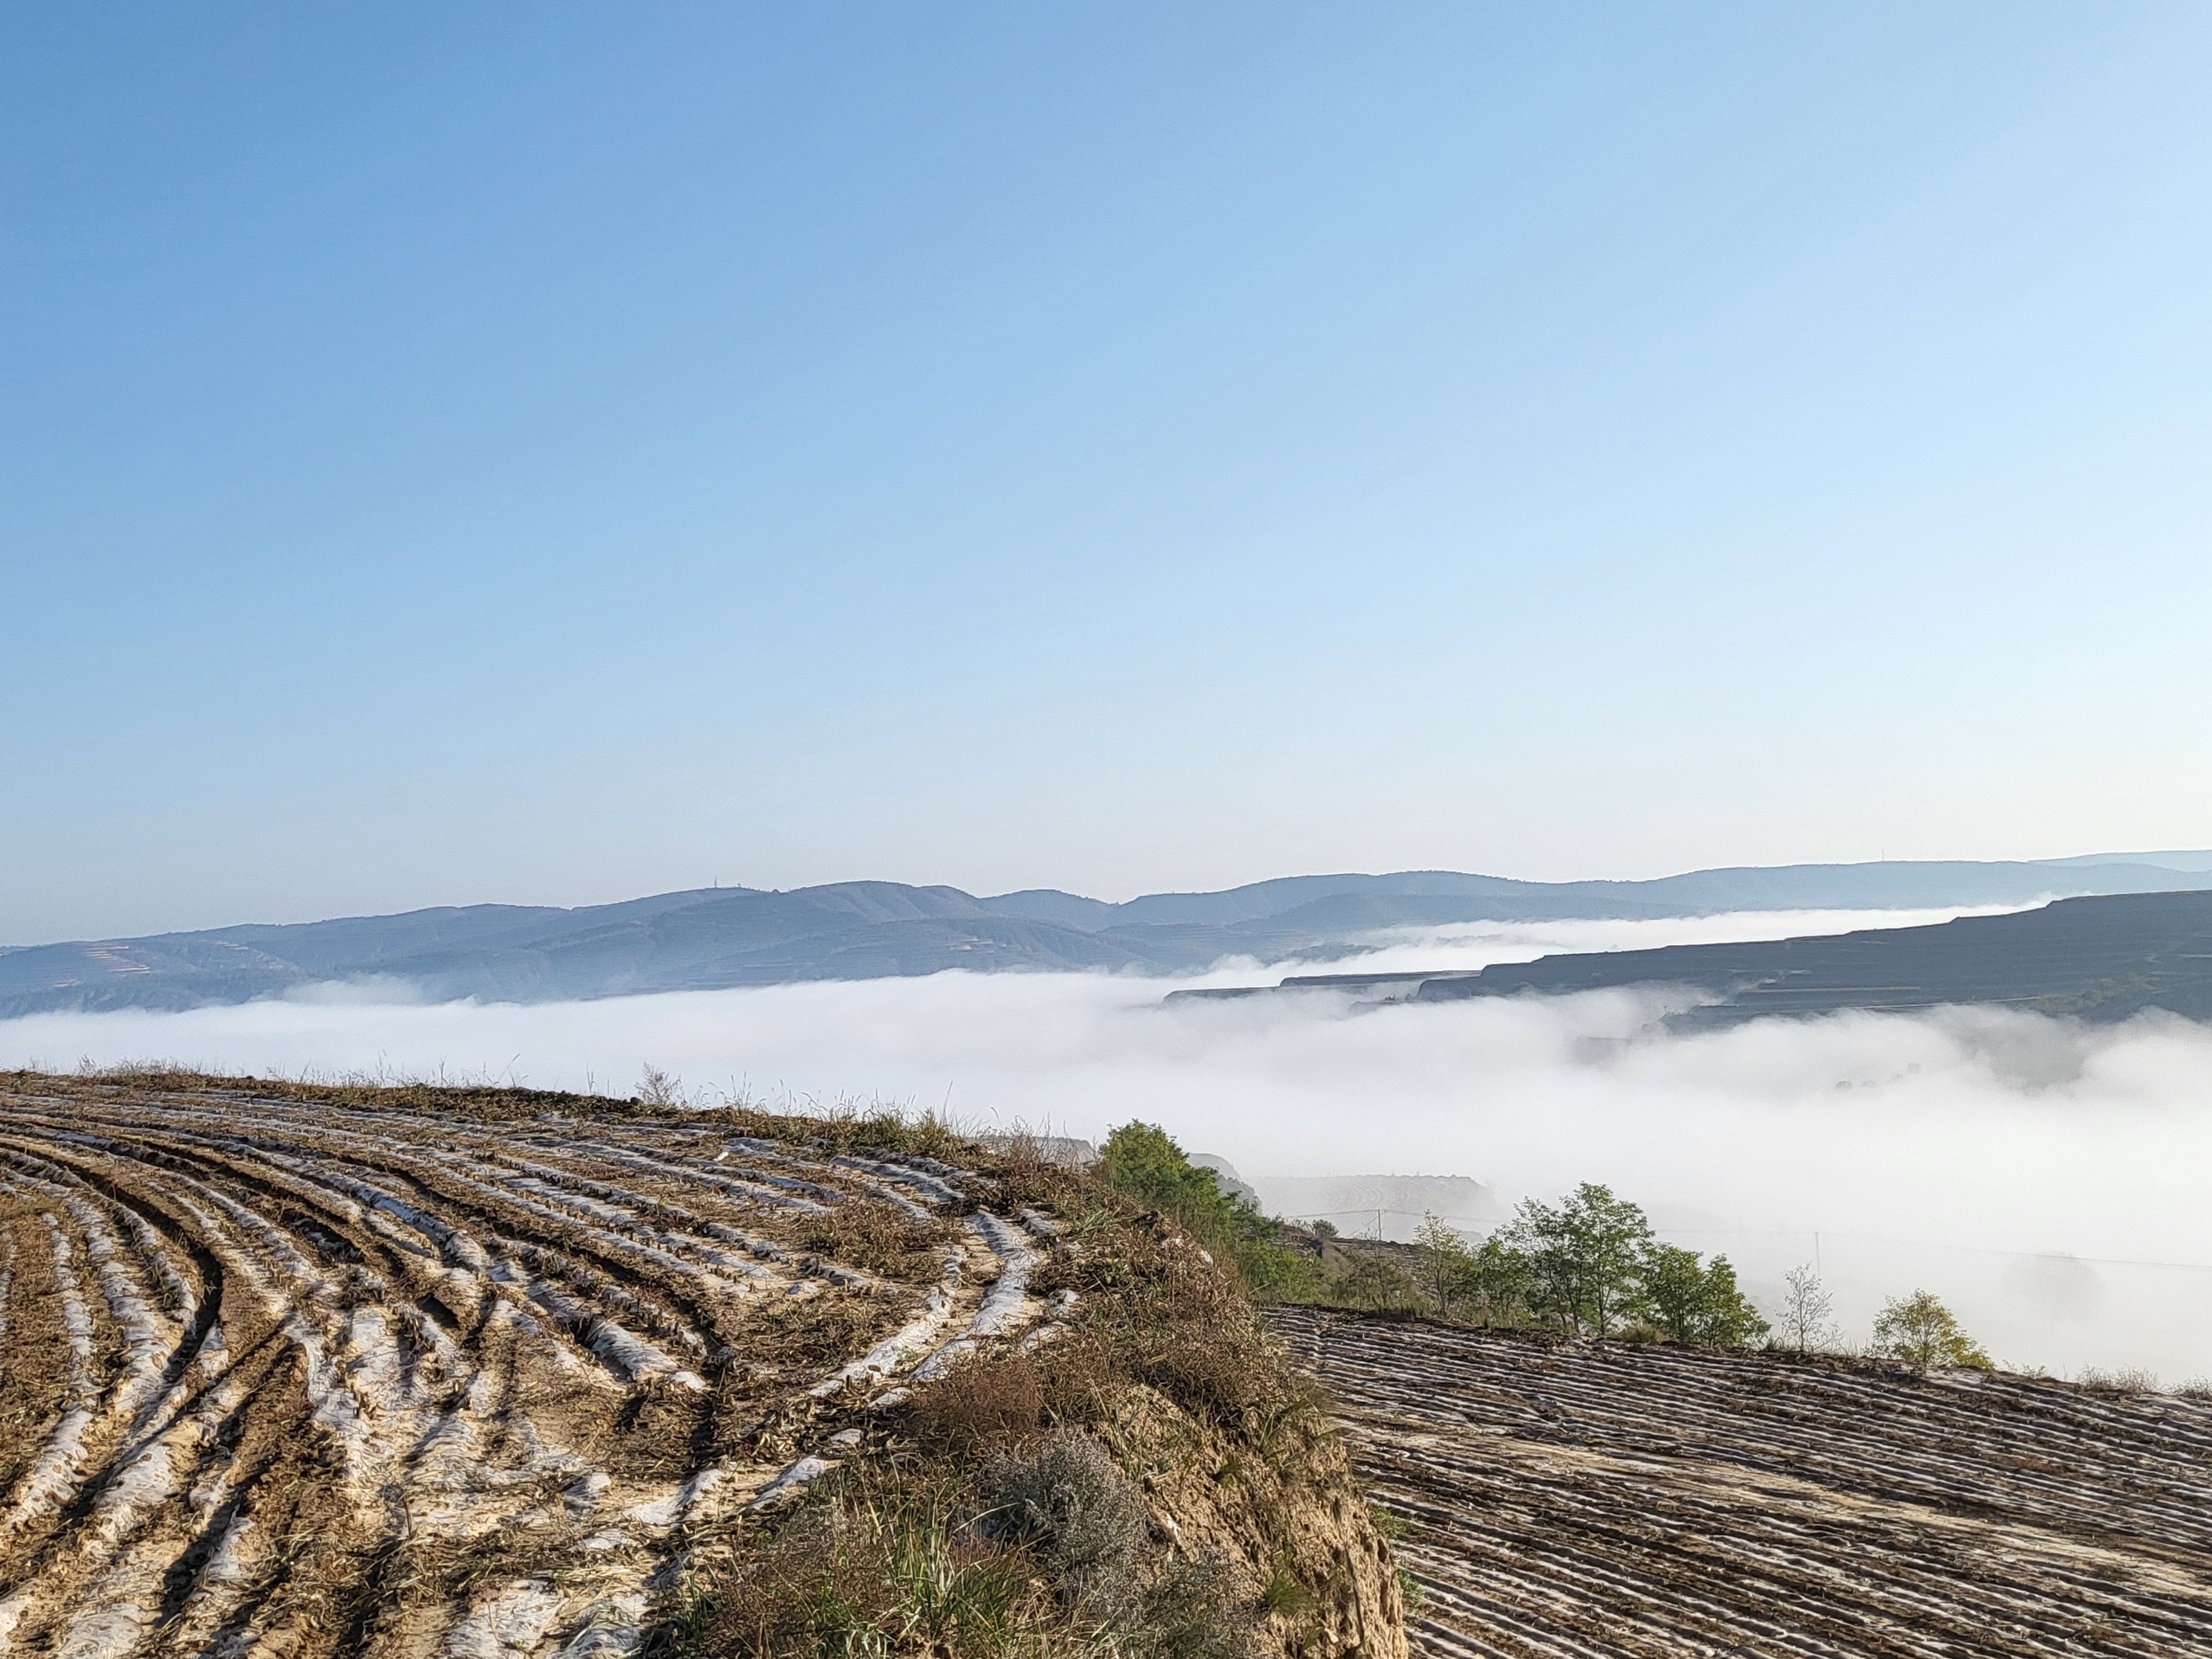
1271 1307 2212 1659
1296 1310 2212 1549
0 1083 1045 1658
1321 1315 2212 1532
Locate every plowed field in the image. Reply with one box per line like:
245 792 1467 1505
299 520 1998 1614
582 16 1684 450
0 1080 1071 1657
1271 1306 2212 1659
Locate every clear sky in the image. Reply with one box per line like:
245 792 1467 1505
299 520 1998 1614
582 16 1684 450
7 3 2212 943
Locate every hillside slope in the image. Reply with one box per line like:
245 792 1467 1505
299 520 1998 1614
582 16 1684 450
0 1072 1405 1659
1411 888 2212 1024
1183 889 2212 1026
1273 1306 2212 1658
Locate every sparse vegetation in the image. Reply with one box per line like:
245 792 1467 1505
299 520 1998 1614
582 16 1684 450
1774 1263 1837 1352
1093 1134 1775 1356
1302 1188 1767 1351
690 1427 1206 1659
2075 1365 2162 1396
1096 1122 1317 1300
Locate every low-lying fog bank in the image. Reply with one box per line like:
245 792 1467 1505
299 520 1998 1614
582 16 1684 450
5 906 2205 1385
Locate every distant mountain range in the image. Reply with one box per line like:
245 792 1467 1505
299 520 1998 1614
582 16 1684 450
1180 888 2212 1027
3 852 2209 1019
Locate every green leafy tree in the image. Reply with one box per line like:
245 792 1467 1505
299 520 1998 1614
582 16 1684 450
1414 1212 1476 1316
1097 1122 1315 1299
1872 1289 1992 1369
1642 1244 1711 1341
1331 1251 1418 1314
1501 1183 1655 1336
1643 1244 1770 1347
1692 1256 1770 1348
1452 1237 1535 1328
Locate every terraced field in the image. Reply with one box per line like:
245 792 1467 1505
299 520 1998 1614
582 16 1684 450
1272 1306 2212 1658
0 1078 1074 1657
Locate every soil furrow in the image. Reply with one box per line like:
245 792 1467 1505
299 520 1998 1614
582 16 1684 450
1273 1307 2212 1658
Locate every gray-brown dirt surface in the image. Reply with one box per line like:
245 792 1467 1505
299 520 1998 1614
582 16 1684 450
1271 1305 2212 1658
0 1074 1405 1659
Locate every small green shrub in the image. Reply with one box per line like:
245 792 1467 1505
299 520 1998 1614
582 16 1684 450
1098 1122 1318 1300
1395 1566 1425 1616
1871 1290 1992 1370
1326 1251 1418 1314
1260 1565 1312 1617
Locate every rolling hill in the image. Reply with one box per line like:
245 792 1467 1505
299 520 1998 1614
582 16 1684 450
3 853 2210 1018
1186 888 2212 1026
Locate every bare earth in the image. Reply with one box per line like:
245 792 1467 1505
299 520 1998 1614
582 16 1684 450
1271 1305 2212 1658
0 1079 1064 1657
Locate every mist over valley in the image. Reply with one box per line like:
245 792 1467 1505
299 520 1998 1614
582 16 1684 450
9 851 2212 1018
10 898 2210 1386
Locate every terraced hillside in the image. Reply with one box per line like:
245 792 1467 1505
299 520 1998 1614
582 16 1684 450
0 1074 1403 1659
1272 1306 2212 1658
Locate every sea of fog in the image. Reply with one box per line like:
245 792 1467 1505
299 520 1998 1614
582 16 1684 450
6 905 2209 1385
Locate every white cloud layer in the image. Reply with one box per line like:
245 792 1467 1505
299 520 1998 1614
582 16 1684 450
6 908 2208 1384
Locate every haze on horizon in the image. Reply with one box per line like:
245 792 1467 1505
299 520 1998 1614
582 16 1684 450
8 3 2212 943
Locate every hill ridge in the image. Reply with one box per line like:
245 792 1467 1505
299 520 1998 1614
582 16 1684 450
5 854 2212 1019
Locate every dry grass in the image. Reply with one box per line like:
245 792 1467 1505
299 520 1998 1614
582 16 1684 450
792 1199 954 1282
2074 1365 2162 1396
910 1353 1048 1453
678 1163 1351 1659
685 1442 1256 1659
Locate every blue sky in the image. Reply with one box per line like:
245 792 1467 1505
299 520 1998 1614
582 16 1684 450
7 3 2212 942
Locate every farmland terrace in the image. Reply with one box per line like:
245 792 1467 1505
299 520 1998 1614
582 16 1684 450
0 1074 1401 1659
1271 1305 2212 1658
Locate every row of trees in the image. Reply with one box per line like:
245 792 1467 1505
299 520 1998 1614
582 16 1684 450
1096 1123 1995 1367
1763 1262 1992 1366
1387 1183 1771 1346
1347 1187 1993 1366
